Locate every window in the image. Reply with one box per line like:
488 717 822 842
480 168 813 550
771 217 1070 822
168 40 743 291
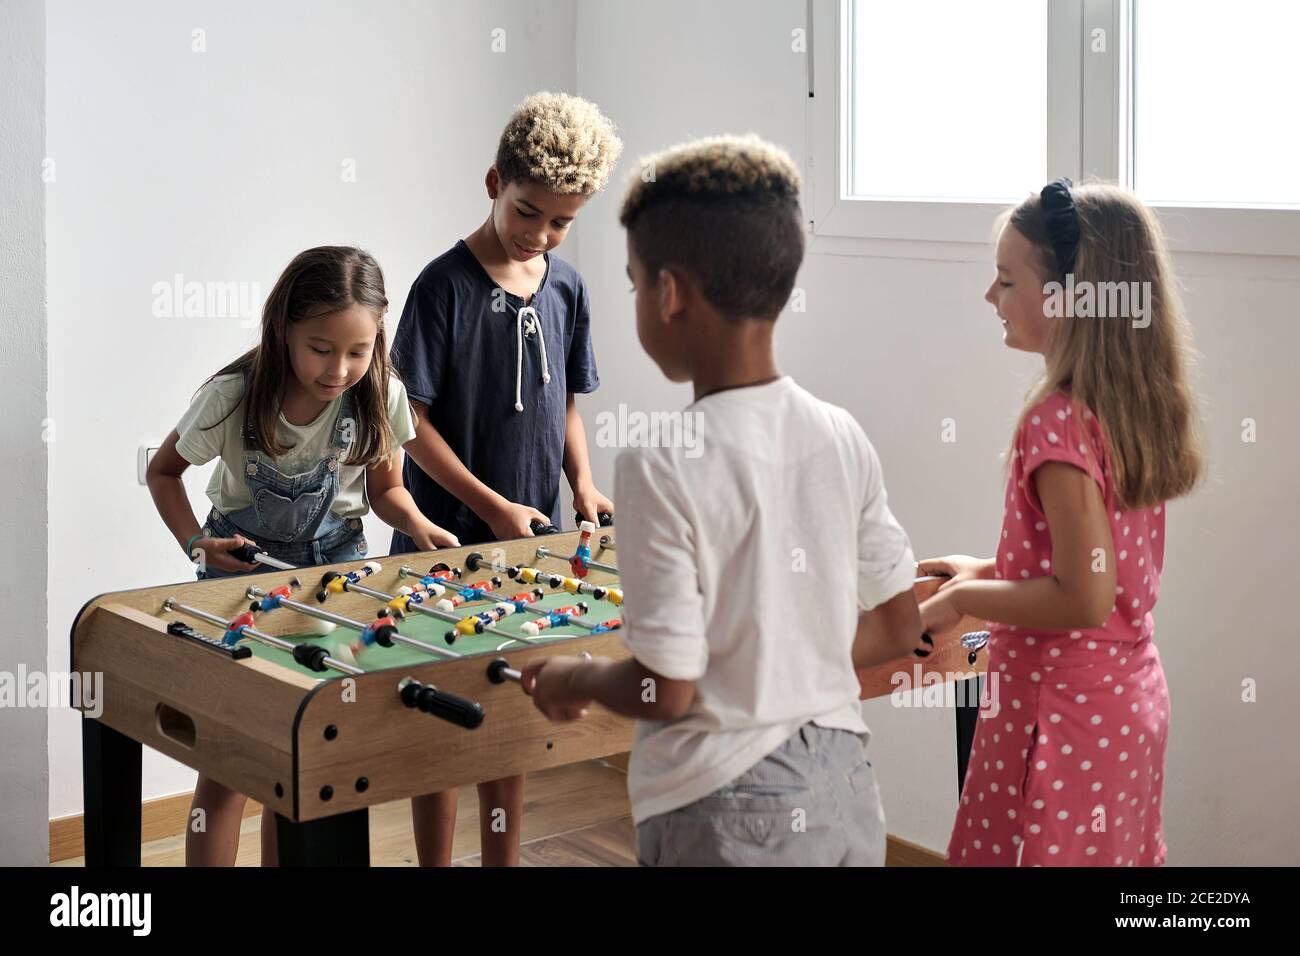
1132 0 1300 208
810 0 1300 255
847 0 1047 203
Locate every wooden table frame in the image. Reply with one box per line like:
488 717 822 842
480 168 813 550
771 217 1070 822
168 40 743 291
73 532 986 866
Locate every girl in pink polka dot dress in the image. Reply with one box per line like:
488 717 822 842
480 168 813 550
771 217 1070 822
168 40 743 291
918 180 1203 867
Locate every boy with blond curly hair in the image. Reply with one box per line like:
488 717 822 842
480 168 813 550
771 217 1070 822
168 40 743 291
394 92 622 865
523 135 927 866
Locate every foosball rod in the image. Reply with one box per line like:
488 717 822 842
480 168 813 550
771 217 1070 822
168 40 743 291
338 574 549 647
419 557 602 632
464 554 617 612
164 598 484 726
410 582 601 635
160 598 362 676
226 541 299 572
486 650 593 686
533 545 618 576
487 659 522 684
244 585 464 660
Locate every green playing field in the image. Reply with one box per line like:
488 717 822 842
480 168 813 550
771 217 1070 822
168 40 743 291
249 586 623 678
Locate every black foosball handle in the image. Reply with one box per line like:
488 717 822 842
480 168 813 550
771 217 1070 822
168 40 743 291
529 519 560 536
399 679 485 729
488 651 590 688
575 511 614 528
465 552 505 574
293 643 332 672
229 543 260 564
487 657 522 685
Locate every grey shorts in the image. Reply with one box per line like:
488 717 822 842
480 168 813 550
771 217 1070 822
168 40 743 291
635 724 886 867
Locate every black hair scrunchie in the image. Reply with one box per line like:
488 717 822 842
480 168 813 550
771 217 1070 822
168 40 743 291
1040 177 1079 279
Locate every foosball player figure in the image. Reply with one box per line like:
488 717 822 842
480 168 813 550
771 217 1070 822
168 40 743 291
571 519 596 577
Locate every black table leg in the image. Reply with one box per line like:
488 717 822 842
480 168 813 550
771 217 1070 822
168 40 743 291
276 809 370 866
82 716 142 866
954 675 981 796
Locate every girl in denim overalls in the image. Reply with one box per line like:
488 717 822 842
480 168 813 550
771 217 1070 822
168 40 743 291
199 385 368 573
147 246 459 865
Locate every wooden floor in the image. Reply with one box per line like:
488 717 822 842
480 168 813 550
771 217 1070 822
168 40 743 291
55 757 940 866
56 759 638 867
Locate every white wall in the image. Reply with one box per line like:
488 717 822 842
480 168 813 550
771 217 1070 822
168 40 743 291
36 0 1300 865
574 0 1299 863
0 0 50 866
46 0 577 819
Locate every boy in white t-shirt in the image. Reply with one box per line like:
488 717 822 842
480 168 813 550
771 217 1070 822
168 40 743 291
521 135 927 866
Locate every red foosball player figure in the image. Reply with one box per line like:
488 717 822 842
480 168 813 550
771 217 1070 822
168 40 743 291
521 604 588 637
570 520 596 577
340 610 403 662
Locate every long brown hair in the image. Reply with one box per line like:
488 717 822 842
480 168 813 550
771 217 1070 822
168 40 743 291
1003 182 1204 510
202 246 398 467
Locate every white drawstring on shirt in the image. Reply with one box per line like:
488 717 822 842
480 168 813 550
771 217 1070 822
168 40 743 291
514 304 550 412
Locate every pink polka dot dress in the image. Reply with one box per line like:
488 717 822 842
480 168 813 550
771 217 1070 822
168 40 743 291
948 391 1171 867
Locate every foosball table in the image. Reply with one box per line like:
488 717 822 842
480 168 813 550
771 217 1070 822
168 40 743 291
72 526 988 866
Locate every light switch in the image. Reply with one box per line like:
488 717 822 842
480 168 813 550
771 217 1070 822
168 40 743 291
137 444 160 484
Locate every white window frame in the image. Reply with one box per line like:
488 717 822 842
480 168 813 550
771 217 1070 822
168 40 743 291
807 0 1300 258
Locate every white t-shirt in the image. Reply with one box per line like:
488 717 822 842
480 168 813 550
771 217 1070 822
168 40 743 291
174 373 417 520
614 376 916 825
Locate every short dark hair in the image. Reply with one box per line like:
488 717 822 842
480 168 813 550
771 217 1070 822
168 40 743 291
619 134 805 320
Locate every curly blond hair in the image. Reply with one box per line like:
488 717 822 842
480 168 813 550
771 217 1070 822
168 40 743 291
494 92 623 195
619 134 805 320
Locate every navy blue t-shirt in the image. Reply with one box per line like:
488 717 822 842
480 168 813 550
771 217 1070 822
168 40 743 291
389 240 599 550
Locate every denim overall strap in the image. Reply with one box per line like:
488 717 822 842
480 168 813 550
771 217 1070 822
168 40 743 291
222 386 358 545
196 384 367 578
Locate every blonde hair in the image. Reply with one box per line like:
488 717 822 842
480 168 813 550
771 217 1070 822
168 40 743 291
494 91 623 195
618 134 805 319
1004 182 1204 510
